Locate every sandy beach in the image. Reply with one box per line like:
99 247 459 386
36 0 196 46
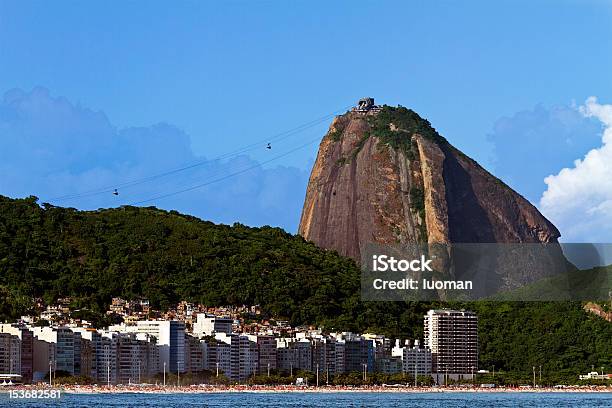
2 384 609 394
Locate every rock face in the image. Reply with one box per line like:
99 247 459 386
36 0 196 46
298 105 565 291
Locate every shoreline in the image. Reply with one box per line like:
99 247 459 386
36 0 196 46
2 385 610 394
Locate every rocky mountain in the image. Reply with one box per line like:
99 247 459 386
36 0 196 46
298 103 568 292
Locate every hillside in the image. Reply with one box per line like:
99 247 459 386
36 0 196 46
0 194 610 378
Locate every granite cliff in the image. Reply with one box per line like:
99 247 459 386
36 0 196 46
298 103 566 291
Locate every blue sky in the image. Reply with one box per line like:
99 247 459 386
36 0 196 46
1 1 611 240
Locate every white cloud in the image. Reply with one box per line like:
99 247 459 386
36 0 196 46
488 102 600 204
540 97 612 242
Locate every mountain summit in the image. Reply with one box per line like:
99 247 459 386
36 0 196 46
298 102 563 287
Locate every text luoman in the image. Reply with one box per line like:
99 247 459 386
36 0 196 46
372 278 473 290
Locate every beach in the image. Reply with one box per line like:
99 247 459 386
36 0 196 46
2 384 609 394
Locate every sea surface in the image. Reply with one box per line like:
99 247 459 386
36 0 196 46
0 392 611 407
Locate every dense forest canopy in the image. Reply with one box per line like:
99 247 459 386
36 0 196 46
0 195 610 377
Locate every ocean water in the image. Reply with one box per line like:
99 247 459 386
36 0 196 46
1 392 611 407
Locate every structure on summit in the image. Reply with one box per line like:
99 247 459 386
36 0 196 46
353 97 381 113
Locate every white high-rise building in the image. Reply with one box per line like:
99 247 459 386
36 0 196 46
424 309 478 383
109 321 185 373
193 314 233 336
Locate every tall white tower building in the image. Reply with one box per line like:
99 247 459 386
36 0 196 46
424 309 478 382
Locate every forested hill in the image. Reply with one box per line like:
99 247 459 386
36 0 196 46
0 195 363 326
0 195 610 377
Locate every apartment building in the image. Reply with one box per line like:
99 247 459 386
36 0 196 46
0 324 33 383
110 321 185 373
424 309 478 382
247 334 277 375
31 327 81 380
215 333 257 382
391 339 432 376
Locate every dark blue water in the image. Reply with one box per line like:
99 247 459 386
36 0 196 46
1 392 611 407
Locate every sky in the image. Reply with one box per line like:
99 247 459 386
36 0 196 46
0 1 611 240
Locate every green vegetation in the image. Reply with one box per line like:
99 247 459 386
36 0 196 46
409 187 427 241
472 300 610 382
47 373 95 385
328 106 459 164
0 195 610 378
334 106 447 162
327 119 348 142
492 267 611 301
328 128 342 142
370 105 447 156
